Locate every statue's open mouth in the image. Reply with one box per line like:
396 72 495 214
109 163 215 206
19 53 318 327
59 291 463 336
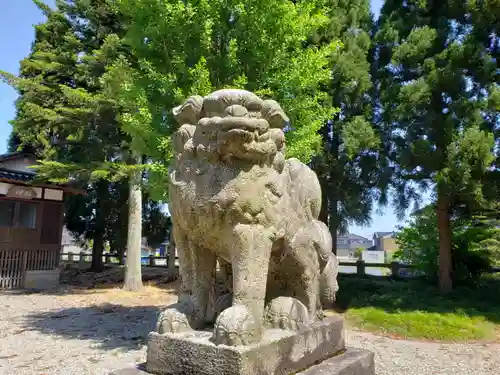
218 117 269 134
199 116 269 135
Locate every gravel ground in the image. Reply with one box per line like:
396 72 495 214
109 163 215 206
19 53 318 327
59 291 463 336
347 330 500 375
0 287 499 375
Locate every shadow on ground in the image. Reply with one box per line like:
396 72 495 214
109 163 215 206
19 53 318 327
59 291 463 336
334 273 500 324
23 303 163 351
19 268 500 350
10 265 178 297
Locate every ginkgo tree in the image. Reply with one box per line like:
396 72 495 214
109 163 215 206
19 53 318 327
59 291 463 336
105 0 342 166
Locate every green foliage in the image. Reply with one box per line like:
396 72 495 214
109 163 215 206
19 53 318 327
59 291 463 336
336 275 500 341
309 0 383 244
394 205 499 283
375 0 498 212
375 0 499 291
64 181 170 256
0 1 164 277
106 0 341 166
353 247 364 259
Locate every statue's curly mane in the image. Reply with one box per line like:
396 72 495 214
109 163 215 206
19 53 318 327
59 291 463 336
171 89 289 172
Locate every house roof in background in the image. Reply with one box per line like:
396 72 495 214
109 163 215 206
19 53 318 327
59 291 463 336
0 152 36 163
0 152 85 194
0 168 35 183
373 231 394 239
338 232 371 242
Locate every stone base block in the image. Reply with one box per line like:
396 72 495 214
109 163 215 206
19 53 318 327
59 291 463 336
147 315 345 375
300 348 374 375
110 348 374 375
23 269 60 290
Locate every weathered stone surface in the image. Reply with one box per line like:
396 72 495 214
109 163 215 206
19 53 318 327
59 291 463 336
147 315 345 375
109 367 149 375
161 89 339 346
298 348 375 375
24 269 60 290
109 346 375 375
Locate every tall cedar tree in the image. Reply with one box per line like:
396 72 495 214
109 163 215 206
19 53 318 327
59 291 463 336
375 0 499 292
1 1 126 273
1 3 108 272
310 0 384 253
1 1 160 287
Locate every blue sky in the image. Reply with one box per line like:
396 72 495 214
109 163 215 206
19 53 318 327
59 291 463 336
0 0 419 239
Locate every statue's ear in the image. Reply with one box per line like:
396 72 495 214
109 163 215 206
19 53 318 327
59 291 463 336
173 95 204 125
262 100 290 129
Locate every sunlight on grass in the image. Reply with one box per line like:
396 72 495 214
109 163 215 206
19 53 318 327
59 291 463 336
345 307 496 341
336 275 500 342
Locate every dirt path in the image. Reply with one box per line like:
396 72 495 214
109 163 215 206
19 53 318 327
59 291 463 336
0 284 498 375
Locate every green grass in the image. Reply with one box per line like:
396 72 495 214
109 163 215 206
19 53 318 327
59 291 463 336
335 274 500 342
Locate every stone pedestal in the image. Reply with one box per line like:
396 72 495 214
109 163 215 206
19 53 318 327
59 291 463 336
110 316 375 375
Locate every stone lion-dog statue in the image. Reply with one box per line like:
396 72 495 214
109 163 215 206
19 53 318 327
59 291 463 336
157 89 338 346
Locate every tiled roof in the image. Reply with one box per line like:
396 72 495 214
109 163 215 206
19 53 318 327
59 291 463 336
0 168 36 183
0 153 85 195
337 232 371 242
0 152 34 162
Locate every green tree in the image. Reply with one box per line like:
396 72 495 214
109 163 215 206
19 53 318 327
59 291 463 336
310 0 384 253
395 205 499 283
2 1 128 273
103 0 341 171
1 1 156 288
375 0 499 292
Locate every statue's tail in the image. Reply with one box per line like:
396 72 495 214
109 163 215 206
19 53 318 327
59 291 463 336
320 255 339 308
312 220 339 308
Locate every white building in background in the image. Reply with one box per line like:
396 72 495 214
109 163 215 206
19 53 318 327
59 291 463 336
362 250 385 264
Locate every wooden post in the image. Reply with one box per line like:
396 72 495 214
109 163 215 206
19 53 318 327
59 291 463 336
149 254 156 267
356 259 366 276
79 251 86 268
68 252 74 263
391 261 400 278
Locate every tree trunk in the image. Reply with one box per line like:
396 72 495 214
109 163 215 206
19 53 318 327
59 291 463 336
167 229 177 281
436 190 453 294
329 196 339 255
319 174 329 226
328 126 340 256
90 180 107 272
118 185 129 265
123 155 144 291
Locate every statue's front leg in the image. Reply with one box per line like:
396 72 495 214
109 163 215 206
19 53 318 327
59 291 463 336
158 227 217 333
212 224 273 346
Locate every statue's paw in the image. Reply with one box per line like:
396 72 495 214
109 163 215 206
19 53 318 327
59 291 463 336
156 301 194 334
212 305 260 346
265 297 309 331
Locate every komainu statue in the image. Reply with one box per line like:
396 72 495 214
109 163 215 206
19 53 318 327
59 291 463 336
158 89 338 346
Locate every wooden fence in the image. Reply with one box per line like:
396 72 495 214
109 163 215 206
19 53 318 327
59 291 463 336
1 248 60 289
59 251 435 278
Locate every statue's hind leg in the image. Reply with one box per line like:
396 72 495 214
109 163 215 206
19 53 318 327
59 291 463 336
172 226 193 303
189 244 217 328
